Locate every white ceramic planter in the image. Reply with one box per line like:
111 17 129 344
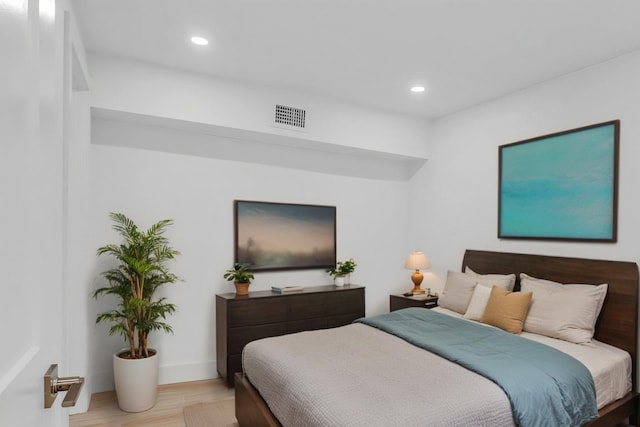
113 349 159 412
335 276 345 286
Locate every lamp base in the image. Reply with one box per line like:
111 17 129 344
410 270 425 295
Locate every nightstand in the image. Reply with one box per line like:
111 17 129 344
389 294 438 312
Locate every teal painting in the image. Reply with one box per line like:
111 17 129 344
499 121 619 242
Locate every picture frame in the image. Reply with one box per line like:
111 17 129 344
234 200 337 271
498 120 619 242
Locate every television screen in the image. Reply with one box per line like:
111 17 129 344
234 200 337 271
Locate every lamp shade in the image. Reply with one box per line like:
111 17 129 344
404 252 430 270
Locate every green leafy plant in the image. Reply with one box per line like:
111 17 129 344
93 212 181 359
327 258 357 277
223 262 255 284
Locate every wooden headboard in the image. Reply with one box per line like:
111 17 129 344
462 249 639 390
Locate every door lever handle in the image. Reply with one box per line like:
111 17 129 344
44 364 85 408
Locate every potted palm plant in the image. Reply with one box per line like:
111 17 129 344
93 212 181 413
327 258 357 286
223 262 254 296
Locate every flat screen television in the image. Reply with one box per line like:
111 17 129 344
234 200 337 271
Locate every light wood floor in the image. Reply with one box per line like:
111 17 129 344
69 379 234 427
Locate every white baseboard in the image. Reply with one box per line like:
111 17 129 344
89 360 219 396
158 360 218 385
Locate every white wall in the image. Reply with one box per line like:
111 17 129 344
412 50 640 293
87 120 412 392
88 54 431 159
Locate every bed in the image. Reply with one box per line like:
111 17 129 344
234 250 639 426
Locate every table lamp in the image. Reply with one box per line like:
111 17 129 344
404 251 430 295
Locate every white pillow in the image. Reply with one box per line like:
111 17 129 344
520 273 608 344
465 267 516 291
464 284 493 321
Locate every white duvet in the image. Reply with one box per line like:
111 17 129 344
242 307 631 427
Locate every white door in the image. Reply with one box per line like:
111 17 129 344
0 0 68 425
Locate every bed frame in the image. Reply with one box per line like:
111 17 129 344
235 250 639 427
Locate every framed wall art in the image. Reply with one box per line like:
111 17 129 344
234 200 337 271
498 120 619 242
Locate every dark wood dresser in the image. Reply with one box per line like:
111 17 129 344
216 284 365 386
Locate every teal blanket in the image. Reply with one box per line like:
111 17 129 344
356 308 598 427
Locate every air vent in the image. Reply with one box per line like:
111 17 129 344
275 104 306 129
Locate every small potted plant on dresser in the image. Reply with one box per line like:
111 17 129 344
93 213 181 413
224 262 255 296
328 258 357 286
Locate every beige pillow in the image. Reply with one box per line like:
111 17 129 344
520 273 608 344
440 268 517 315
481 287 532 334
438 271 477 314
463 284 493 321
465 267 516 291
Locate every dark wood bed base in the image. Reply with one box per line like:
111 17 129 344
235 372 282 427
235 250 639 427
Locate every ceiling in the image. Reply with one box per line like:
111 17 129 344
71 0 640 120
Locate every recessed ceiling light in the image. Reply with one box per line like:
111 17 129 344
190 36 209 46
411 86 426 93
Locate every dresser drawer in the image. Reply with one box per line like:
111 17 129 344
287 293 328 320
228 323 287 354
326 312 362 329
287 317 328 334
327 288 365 315
228 298 287 327
228 354 243 377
